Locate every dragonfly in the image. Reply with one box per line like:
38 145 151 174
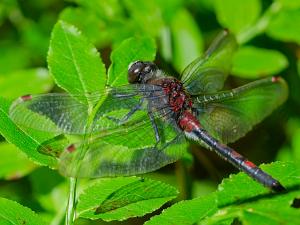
9 30 288 192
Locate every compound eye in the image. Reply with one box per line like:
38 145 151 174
128 61 144 83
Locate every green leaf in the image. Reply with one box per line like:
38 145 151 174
147 162 300 225
277 118 300 165
170 9 203 72
107 36 156 86
60 7 111 47
29 167 67 213
76 177 178 221
155 0 184 23
0 142 36 179
20 20 50 59
232 46 288 78
276 0 300 9
0 197 47 225
145 194 217 225
123 0 164 37
0 43 31 74
267 8 300 44
47 20 106 97
0 68 53 99
214 0 261 34
72 0 124 21
0 97 57 167
64 0 130 47
213 162 300 225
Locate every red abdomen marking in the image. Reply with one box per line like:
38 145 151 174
244 160 257 169
178 110 200 132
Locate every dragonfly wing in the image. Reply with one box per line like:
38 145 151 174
11 84 188 177
193 77 288 144
58 109 187 178
180 30 238 95
9 85 164 135
9 93 92 134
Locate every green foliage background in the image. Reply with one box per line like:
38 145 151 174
0 0 300 224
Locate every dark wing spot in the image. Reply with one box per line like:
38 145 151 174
272 76 280 83
21 94 32 101
66 144 76 153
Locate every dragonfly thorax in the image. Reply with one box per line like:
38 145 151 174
160 78 193 113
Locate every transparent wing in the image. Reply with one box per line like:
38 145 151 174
58 116 187 178
10 84 188 177
193 77 288 144
9 85 164 135
180 30 238 95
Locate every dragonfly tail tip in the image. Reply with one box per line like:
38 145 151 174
271 181 286 193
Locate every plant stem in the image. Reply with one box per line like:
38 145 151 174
65 177 77 225
237 1 282 44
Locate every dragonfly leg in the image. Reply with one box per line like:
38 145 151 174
148 111 160 145
107 99 144 125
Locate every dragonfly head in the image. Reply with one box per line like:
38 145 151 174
128 61 158 84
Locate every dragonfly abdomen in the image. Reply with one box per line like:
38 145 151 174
178 110 201 132
189 127 285 192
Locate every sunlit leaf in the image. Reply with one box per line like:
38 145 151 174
72 0 124 21
108 36 156 86
157 0 184 22
267 8 300 44
276 0 300 9
47 20 106 99
214 0 261 34
123 0 164 37
0 197 47 225
0 142 36 179
146 162 300 225
60 7 111 47
145 194 217 225
232 46 288 78
0 68 53 99
214 162 300 225
170 9 203 72
76 177 178 221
